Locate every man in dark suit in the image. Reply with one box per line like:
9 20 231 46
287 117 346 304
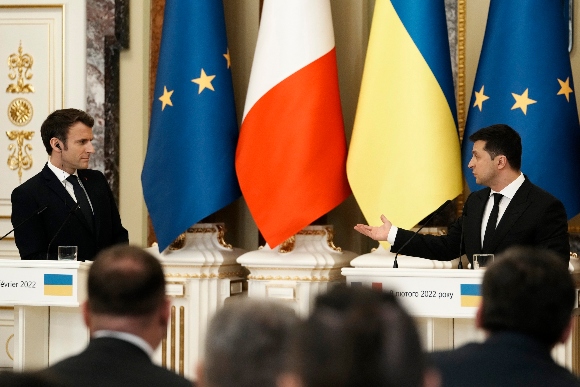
354 124 570 265
44 245 193 387
11 108 128 261
431 246 580 386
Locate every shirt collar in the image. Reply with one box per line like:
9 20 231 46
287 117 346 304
47 161 76 183
491 172 525 201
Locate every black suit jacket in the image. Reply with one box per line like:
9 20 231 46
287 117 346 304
431 332 580 387
45 337 193 387
392 178 570 264
11 163 129 261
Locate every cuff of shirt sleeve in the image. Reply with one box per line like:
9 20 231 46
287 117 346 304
387 226 398 246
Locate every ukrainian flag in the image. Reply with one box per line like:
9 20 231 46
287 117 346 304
347 0 462 245
460 284 481 307
44 274 73 296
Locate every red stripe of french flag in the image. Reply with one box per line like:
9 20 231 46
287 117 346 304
235 0 350 248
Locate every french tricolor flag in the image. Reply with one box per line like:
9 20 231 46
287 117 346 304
235 0 350 248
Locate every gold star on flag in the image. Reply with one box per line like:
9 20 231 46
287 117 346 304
473 85 490 111
557 77 573 102
158 86 174 111
511 88 536 115
192 69 216 94
223 48 231 69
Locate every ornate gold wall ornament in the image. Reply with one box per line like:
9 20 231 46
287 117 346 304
6 42 35 93
168 232 185 250
8 97 33 125
215 224 233 249
6 129 34 182
279 235 295 253
325 227 342 252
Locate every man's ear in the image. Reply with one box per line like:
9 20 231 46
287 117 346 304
475 302 484 329
50 138 62 152
81 301 91 328
558 317 574 344
196 361 205 387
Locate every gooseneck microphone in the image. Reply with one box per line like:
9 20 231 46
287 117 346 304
457 218 465 269
46 204 79 259
0 206 48 241
393 200 452 268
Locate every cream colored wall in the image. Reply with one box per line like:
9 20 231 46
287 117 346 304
118 0 150 247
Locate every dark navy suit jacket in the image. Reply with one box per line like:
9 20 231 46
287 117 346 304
431 332 580 387
392 178 570 264
45 337 193 387
11 163 128 261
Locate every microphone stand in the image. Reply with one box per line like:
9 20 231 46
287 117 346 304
0 206 47 241
393 200 452 268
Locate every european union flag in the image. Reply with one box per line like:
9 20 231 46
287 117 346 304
463 0 580 218
141 0 240 251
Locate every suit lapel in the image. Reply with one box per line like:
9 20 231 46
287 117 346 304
43 164 95 235
42 164 77 211
77 170 99 239
487 178 532 252
466 189 490 254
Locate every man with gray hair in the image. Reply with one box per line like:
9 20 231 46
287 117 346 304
197 298 298 387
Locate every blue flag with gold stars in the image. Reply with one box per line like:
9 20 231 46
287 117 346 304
463 0 580 218
141 0 240 251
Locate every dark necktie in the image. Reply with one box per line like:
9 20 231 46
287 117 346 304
66 175 94 232
483 193 502 252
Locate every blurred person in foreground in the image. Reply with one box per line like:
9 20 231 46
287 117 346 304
278 284 440 387
44 245 192 387
431 246 579 386
196 298 298 387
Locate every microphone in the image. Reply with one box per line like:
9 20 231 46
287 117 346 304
458 193 472 269
457 216 464 269
46 204 79 260
393 200 452 268
0 206 48 241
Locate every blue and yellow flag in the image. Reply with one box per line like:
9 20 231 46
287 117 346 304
463 0 580 218
347 0 462 240
142 0 240 251
44 274 73 296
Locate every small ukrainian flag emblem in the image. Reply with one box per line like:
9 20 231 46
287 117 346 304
44 274 73 296
460 284 481 307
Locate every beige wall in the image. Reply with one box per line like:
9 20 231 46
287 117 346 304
119 0 150 247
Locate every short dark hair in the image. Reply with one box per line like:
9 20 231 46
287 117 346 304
203 298 298 387
41 108 94 155
288 285 426 387
87 245 166 316
469 124 522 170
480 246 575 345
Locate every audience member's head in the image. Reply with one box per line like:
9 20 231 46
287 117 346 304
281 284 438 387
198 298 298 387
478 246 575 346
83 245 169 350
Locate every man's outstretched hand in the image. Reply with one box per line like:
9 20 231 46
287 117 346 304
354 215 392 241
